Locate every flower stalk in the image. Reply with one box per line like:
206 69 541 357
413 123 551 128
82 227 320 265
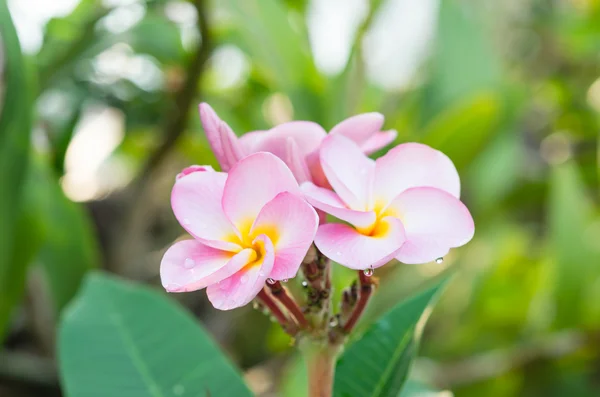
256 289 297 335
267 281 309 329
300 339 341 397
342 270 376 334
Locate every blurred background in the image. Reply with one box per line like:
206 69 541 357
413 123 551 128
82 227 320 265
1 0 600 396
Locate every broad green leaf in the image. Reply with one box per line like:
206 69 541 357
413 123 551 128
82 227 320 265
548 162 600 327
0 0 34 339
423 0 502 117
333 278 449 397
59 272 253 397
421 93 501 170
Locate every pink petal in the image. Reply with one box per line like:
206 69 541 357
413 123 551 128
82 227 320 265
329 112 384 146
385 187 474 264
305 150 331 188
199 103 245 171
250 192 318 280
160 240 253 293
301 182 376 229
253 121 327 158
238 130 268 152
206 235 275 310
285 138 312 183
361 130 397 155
171 170 240 252
320 135 375 211
222 152 301 230
314 217 406 270
374 143 461 209
176 165 215 180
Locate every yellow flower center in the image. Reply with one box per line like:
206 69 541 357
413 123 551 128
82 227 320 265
225 219 280 269
355 200 400 238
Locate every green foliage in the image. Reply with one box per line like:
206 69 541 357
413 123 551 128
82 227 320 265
0 0 34 339
424 0 502 117
548 162 600 328
59 272 253 397
334 278 449 397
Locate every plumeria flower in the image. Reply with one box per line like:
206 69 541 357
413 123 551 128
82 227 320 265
199 103 397 186
301 135 474 270
160 153 319 310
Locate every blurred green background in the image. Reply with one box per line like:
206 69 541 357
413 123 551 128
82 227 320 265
1 0 600 396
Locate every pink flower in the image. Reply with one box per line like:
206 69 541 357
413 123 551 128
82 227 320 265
301 135 474 270
160 153 319 310
199 103 397 186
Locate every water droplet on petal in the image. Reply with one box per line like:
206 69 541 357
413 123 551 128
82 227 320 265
183 218 191 225
336 251 342 256
259 271 265 276
301 281 308 288
183 258 195 269
165 283 182 292
435 257 444 264
266 278 275 285
363 266 374 277
240 274 248 284
173 384 185 395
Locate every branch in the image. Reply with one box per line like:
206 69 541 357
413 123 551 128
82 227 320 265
0 351 58 389
135 0 212 190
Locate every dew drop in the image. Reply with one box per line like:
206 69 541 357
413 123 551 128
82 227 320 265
266 278 275 285
183 218 191 225
240 274 249 284
301 281 308 288
435 257 444 264
165 283 182 292
183 258 195 269
336 251 342 256
363 266 374 277
259 271 265 276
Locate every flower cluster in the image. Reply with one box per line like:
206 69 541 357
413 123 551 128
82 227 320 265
160 103 474 310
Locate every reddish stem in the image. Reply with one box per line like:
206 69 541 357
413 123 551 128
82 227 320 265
257 289 297 335
268 281 309 328
342 271 374 333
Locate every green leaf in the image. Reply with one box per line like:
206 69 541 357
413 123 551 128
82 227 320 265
548 162 600 327
421 93 501 170
0 0 34 339
59 272 253 397
333 278 449 397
